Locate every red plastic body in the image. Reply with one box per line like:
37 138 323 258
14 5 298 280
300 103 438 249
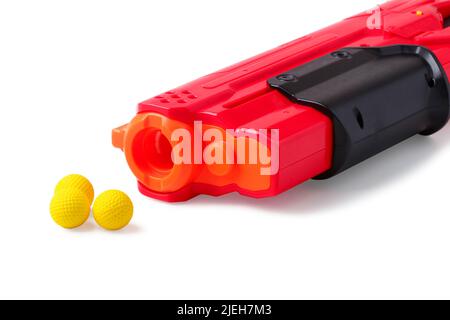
115 0 450 202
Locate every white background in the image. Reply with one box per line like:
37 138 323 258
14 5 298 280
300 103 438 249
1 0 449 300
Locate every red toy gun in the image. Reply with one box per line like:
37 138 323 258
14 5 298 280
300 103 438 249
113 0 450 202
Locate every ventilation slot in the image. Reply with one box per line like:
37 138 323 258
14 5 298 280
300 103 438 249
445 16 450 28
436 2 450 28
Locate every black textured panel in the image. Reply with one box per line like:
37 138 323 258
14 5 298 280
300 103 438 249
269 45 450 179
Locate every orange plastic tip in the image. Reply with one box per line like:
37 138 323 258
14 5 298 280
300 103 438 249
112 113 271 194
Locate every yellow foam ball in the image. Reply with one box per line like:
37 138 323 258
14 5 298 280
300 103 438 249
55 174 94 205
50 189 91 229
93 190 133 231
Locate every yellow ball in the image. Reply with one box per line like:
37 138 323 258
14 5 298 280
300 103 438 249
50 189 91 229
93 190 133 231
55 174 94 205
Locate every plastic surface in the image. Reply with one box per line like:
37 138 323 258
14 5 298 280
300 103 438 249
114 0 450 202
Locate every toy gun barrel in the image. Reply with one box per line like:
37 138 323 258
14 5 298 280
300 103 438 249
113 0 450 202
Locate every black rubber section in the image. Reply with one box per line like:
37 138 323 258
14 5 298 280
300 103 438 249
269 45 450 179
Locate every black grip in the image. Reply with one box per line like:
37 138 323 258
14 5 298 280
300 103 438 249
269 45 450 179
